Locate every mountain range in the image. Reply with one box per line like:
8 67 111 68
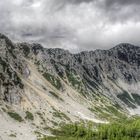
0 33 140 139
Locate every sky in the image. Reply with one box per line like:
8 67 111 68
0 0 140 52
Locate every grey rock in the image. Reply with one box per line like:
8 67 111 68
1 33 140 111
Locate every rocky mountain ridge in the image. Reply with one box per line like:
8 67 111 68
17 41 140 107
0 33 140 139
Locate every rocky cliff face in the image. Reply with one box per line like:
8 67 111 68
1 33 140 139
1 33 140 110
17 41 140 109
0 34 29 104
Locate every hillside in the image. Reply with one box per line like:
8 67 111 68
0 33 140 139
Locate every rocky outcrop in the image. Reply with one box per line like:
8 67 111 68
0 34 29 104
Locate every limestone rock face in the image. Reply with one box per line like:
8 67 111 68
16 40 140 109
0 34 28 104
1 33 140 110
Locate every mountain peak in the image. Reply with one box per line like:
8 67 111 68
111 43 140 51
0 33 15 50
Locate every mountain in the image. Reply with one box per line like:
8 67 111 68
0 33 140 139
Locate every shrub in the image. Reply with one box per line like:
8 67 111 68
8 111 23 122
53 111 70 121
25 111 34 120
9 134 16 137
49 91 63 101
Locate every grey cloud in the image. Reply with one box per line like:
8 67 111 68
104 0 140 7
44 0 140 24
0 0 140 52
97 0 140 23
53 0 140 7
54 0 94 5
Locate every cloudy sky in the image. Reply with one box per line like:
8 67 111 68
0 0 140 52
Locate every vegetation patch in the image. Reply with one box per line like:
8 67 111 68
9 133 16 137
66 71 82 89
53 111 70 121
89 105 126 121
106 105 126 119
25 111 34 120
43 72 62 90
40 117 140 140
49 91 63 101
7 111 23 122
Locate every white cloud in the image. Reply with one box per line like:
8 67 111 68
0 0 140 52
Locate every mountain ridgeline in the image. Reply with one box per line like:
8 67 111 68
1 34 140 107
17 39 140 109
1 33 140 137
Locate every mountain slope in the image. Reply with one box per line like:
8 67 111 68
0 34 140 139
17 41 140 110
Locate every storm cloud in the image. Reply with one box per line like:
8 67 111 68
0 0 140 52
